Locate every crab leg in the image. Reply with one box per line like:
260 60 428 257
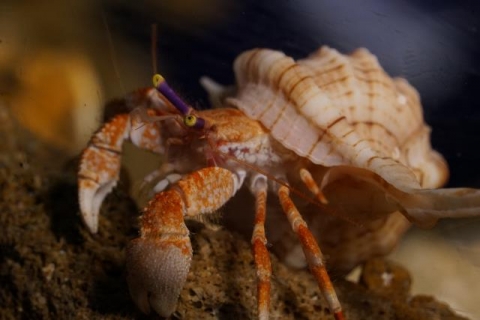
250 176 272 320
278 185 344 320
78 109 163 233
300 168 329 204
126 166 241 317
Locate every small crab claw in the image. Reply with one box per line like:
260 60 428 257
78 171 119 234
78 114 131 233
79 109 164 233
126 237 192 316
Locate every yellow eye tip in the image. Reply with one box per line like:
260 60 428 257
152 74 165 87
184 115 197 127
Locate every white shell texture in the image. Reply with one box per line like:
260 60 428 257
229 46 448 191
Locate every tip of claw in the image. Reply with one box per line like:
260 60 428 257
78 178 118 234
78 183 99 234
126 237 192 317
81 210 99 234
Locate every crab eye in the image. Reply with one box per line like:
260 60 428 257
152 74 165 88
184 115 197 127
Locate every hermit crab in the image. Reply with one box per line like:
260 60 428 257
78 46 480 319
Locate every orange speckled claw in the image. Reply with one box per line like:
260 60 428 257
126 187 193 316
126 167 240 317
78 107 164 233
78 114 130 233
127 237 192 316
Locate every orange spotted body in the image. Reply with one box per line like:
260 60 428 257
78 46 480 320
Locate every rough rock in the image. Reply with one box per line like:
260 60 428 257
0 101 468 319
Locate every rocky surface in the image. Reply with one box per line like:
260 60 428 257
0 101 468 319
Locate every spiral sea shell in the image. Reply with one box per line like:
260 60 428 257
213 46 480 271
229 46 448 190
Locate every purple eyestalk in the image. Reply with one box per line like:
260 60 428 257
153 74 190 115
152 74 206 130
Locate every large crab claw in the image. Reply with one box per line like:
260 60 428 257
126 237 192 316
126 167 239 316
126 189 193 316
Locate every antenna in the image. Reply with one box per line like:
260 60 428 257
149 23 205 129
101 10 126 95
151 24 158 74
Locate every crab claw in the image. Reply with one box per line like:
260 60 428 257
123 167 239 316
126 237 192 316
78 114 130 233
78 162 120 234
78 142 123 233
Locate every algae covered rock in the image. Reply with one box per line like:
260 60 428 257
0 101 468 319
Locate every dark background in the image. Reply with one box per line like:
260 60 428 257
4 0 478 187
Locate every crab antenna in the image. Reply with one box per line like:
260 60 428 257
153 74 190 115
151 24 158 74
